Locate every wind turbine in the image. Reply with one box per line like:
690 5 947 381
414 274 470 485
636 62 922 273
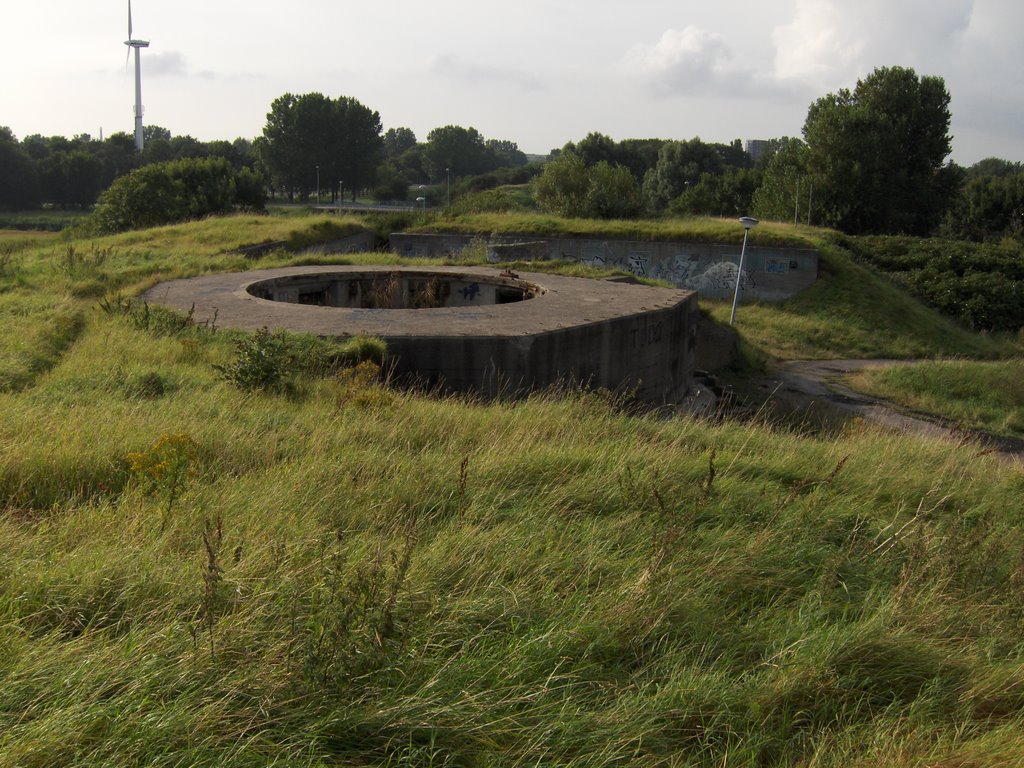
124 0 150 152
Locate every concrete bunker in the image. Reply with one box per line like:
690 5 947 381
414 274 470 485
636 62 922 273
247 270 544 309
143 265 699 404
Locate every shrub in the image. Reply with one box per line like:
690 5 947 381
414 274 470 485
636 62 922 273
214 327 292 393
533 152 641 219
87 157 266 234
214 328 387 393
844 235 1024 331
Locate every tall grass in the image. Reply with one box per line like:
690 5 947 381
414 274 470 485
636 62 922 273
704 239 1013 360
847 358 1024 437
1 214 1023 765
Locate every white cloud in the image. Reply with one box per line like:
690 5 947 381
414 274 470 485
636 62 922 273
772 0 973 89
142 50 215 79
624 26 759 96
623 25 803 101
144 51 188 77
626 27 730 81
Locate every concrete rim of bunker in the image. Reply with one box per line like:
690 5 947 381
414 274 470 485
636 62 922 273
243 268 546 310
143 265 699 404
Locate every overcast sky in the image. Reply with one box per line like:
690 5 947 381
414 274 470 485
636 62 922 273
2 0 1022 165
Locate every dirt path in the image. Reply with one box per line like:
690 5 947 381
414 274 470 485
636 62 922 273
753 359 1024 465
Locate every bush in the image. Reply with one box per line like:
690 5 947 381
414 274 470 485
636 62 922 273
533 152 641 219
449 186 538 215
87 157 266 234
214 329 387 394
844 235 1024 331
214 328 293 393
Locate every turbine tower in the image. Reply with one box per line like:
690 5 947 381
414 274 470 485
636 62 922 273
124 0 149 152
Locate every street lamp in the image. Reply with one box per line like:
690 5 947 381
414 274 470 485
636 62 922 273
446 167 451 209
729 216 759 326
416 196 426 211
315 165 320 206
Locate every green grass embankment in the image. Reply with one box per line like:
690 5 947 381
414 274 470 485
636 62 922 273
703 234 1014 361
413 212 816 248
847 359 1024 437
2 302 1024 765
2 214 1024 766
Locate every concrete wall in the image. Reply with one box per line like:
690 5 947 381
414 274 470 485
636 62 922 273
389 232 819 302
384 294 697 404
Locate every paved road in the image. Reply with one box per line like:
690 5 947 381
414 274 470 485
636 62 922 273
756 358 1024 465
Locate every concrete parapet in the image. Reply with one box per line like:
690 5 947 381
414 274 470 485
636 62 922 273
143 265 698 404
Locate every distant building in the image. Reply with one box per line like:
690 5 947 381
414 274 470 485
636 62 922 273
745 140 770 164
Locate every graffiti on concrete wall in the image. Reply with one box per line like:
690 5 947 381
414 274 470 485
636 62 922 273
578 250 753 296
680 261 755 294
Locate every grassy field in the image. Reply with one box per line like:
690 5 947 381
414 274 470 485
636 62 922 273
2 214 1024 766
0 210 88 232
846 359 1024 438
0 229 61 255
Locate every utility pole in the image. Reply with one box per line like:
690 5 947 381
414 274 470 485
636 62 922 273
794 177 800 226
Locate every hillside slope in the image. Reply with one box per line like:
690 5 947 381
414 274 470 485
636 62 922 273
1 215 1022 767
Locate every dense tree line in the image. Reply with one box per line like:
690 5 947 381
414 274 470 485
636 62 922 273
529 66 1022 245
3 70 1023 245
254 93 531 205
0 125 260 212
534 133 756 220
371 125 529 204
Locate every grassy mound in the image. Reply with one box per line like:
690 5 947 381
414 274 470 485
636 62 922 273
847 359 1024 438
703 235 1014 361
1 214 1023 766
411 212 816 248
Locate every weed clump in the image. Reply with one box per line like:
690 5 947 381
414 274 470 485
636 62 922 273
335 360 391 409
99 295 216 337
215 328 387 394
214 327 293 393
126 432 198 530
296 529 416 687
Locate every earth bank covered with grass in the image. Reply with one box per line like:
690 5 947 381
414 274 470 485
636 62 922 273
1 213 1023 766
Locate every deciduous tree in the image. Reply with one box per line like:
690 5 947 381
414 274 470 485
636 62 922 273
383 127 417 159
533 151 641 219
424 125 488 180
752 138 809 223
0 128 40 210
802 66 954 234
260 92 382 202
642 139 726 212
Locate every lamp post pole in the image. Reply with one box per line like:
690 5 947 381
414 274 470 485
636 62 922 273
446 167 451 209
729 216 759 326
315 165 320 206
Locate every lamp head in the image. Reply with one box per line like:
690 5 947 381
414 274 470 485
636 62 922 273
739 216 759 230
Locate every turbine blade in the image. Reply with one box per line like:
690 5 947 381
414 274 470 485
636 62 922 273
128 0 133 39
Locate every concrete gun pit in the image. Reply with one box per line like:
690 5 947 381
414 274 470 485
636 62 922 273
143 265 699 403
